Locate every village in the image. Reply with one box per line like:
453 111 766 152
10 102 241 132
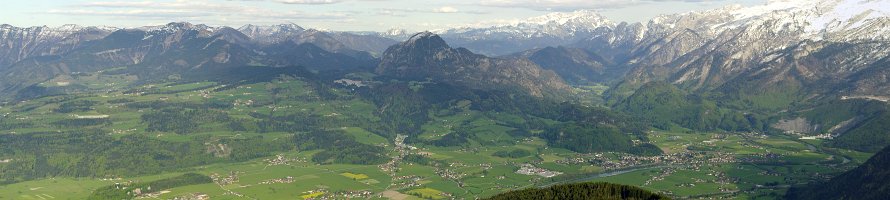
515 163 563 178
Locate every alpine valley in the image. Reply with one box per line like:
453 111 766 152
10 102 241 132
0 0 889 199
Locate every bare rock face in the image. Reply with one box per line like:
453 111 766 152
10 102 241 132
440 10 615 56
237 24 306 46
377 32 571 97
0 24 113 68
0 22 256 96
237 25 379 60
576 0 890 102
773 117 821 134
508 46 622 85
326 32 398 55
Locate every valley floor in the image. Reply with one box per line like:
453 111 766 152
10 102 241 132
0 76 872 200
0 130 867 200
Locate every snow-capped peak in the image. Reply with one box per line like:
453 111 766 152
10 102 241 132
441 9 614 41
802 0 889 34
407 31 436 41
729 0 815 20
383 28 408 36
137 22 214 34
521 9 612 27
723 0 890 40
647 0 890 41
238 24 305 33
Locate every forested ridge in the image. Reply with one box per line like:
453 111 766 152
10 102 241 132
484 182 670 200
615 82 768 132
88 173 212 200
785 145 890 200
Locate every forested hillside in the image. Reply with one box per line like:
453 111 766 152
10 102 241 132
484 182 670 200
0 0 888 198
615 82 767 132
786 145 890 200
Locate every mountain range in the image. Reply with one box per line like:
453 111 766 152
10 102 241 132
0 0 887 145
1 0 890 199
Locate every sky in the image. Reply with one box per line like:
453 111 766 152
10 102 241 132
0 0 766 32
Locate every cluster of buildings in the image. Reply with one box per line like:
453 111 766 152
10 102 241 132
334 79 366 87
800 133 835 140
258 176 295 185
171 193 210 200
737 153 782 163
265 154 304 166
380 134 412 173
391 175 424 189
232 99 254 107
130 188 172 199
435 168 466 180
222 190 246 198
584 147 739 171
327 190 374 199
210 171 240 186
111 128 137 135
644 167 676 186
556 157 588 165
515 164 562 178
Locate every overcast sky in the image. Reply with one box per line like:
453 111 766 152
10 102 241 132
1 0 766 32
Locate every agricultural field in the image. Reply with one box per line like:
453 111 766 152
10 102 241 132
0 127 861 199
0 74 873 200
586 131 865 199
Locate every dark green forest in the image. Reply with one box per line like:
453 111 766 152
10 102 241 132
616 82 767 132
484 182 670 200
786 145 890 200
88 173 212 200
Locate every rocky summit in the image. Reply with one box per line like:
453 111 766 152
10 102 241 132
378 31 570 97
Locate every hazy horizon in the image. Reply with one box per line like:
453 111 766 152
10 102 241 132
2 0 765 32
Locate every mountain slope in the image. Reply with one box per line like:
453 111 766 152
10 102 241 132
786 145 890 200
441 10 614 56
509 46 621 84
484 182 670 200
0 24 113 68
263 41 375 70
237 24 306 46
615 81 762 131
237 25 379 59
377 32 571 97
0 22 259 98
607 0 890 101
326 31 398 55
0 22 391 99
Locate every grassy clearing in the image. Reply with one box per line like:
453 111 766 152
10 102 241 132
340 172 370 180
406 188 446 199
301 191 325 199
341 127 388 145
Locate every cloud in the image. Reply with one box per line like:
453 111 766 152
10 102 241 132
228 0 348 4
477 0 730 11
376 9 405 16
432 6 459 13
377 6 486 16
46 0 354 26
82 1 155 8
275 0 345 4
46 9 203 18
479 0 636 11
